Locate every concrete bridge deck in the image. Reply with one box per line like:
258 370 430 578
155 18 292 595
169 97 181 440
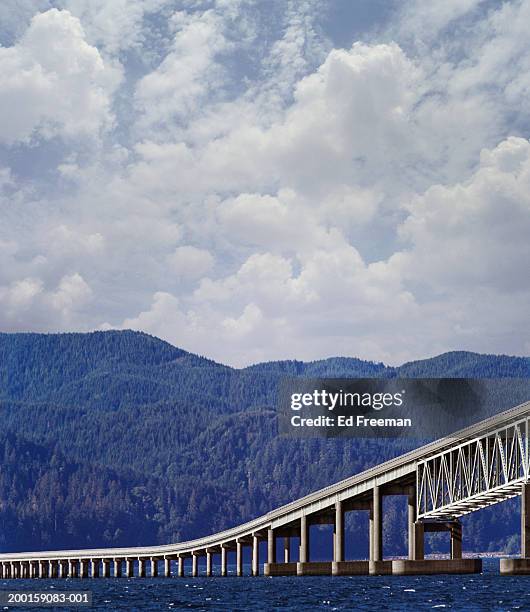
0 400 529 578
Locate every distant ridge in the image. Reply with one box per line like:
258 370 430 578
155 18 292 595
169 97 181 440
0 330 528 554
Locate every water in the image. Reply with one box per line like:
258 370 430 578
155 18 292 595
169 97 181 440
1 560 528 611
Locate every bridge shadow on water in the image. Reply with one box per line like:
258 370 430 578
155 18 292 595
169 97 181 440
0 559 527 611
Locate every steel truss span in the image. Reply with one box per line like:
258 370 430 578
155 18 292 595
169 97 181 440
417 418 529 520
0 400 529 578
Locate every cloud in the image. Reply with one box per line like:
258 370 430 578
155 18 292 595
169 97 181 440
134 8 230 133
0 272 92 330
1 1 529 366
0 8 120 145
167 246 214 281
394 136 530 292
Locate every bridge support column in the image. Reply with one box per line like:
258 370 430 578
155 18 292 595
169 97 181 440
221 546 227 577
91 560 99 578
408 490 424 561
80 559 89 579
126 558 133 578
413 522 424 560
151 558 158 578
164 558 171 578
236 542 243 576
283 537 290 562
192 554 198 577
299 515 309 563
522 482 530 557
333 500 344 563
369 485 392 574
178 556 184 577
206 552 212 577
138 559 146 578
252 535 260 576
114 559 122 578
371 486 382 562
38 560 46 579
450 522 462 560
102 560 110 578
267 529 276 564
49 561 57 578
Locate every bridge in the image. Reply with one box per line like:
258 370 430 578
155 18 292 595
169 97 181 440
1 399 530 579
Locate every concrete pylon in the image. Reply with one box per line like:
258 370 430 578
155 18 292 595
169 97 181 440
371 485 382 562
138 558 146 578
522 482 530 557
299 516 310 563
408 489 424 561
206 552 212 577
91 559 100 578
39 560 47 579
283 537 290 563
192 554 198 577
126 558 134 578
236 542 243 576
102 560 110 578
178 556 184 577
164 558 171 578
114 559 122 578
151 558 158 578
450 522 462 560
252 535 260 576
267 529 276 565
334 500 344 563
221 546 227 577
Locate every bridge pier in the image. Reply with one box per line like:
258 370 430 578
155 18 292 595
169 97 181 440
191 553 198 577
206 551 212 577
236 541 243 576
283 537 290 562
113 558 122 578
221 545 227 576
501 481 530 574
102 559 110 578
49 561 57 578
252 535 260 576
151 557 158 578
178 555 184 577
38 560 47 579
80 559 89 578
91 559 99 578
164 557 171 577
369 485 391 575
333 500 344 564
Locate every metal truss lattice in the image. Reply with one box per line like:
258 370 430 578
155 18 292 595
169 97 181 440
417 418 529 520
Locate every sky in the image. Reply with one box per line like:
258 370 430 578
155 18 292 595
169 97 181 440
0 0 529 367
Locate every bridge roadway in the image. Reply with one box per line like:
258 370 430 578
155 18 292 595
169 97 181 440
1 400 530 578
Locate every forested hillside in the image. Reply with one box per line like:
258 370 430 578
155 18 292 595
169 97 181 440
0 331 529 557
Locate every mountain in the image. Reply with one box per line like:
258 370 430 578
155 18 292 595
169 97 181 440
0 331 528 557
